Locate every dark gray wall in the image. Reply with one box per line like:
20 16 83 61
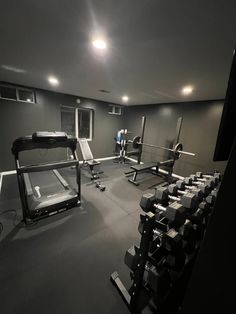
124 101 227 176
0 88 124 171
0 82 227 176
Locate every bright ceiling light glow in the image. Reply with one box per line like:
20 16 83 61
26 98 31 102
122 95 129 103
48 76 59 86
181 85 194 95
92 39 107 50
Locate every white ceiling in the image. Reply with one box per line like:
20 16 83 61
0 0 235 105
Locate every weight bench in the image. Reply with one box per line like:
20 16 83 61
78 138 103 180
126 159 174 186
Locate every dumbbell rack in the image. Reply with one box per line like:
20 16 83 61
111 173 220 313
111 212 157 313
111 211 201 313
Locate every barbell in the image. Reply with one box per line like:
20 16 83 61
129 136 195 159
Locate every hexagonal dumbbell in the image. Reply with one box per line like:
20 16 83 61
168 183 204 201
143 263 171 297
165 251 186 271
155 186 199 212
124 245 140 271
178 219 196 254
176 179 210 196
140 193 186 227
196 171 222 182
160 228 183 253
193 201 212 226
139 193 156 212
185 176 215 190
191 173 219 187
206 193 216 207
138 212 183 253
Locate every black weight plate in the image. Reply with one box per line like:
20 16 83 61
174 143 183 159
133 136 141 149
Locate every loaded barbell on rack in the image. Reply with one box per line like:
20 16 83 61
128 135 195 160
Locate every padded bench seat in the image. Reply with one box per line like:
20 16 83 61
130 161 160 172
128 161 161 186
87 159 101 166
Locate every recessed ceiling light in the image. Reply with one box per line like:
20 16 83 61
122 95 129 103
181 85 194 95
48 76 59 86
92 39 107 50
26 98 31 102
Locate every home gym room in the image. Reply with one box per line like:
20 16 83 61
0 1 235 314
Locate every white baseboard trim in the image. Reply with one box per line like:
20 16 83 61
0 156 117 177
0 156 118 194
0 174 3 194
96 156 117 161
157 168 184 180
0 170 16 176
0 171 17 194
126 157 143 164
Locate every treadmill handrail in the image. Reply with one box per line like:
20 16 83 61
17 160 79 173
12 135 77 155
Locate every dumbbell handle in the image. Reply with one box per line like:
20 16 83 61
197 178 207 182
168 195 181 202
192 181 206 186
178 190 187 196
154 203 167 212
153 229 163 237
185 185 196 190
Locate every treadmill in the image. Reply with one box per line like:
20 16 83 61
12 131 81 224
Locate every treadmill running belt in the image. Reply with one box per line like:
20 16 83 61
28 170 66 197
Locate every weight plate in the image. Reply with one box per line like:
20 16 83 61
133 136 141 149
174 143 183 159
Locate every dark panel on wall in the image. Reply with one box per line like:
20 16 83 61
0 87 124 171
124 101 227 176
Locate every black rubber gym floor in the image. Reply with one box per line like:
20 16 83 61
0 160 163 314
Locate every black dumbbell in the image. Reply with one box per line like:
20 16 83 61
138 214 183 253
191 173 219 187
125 246 171 298
176 180 210 196
196 171 221 182
205 194 216 207
125 245 171 286
158 228 183 253
165 251 186 271
155 186 199 212
95 181 106 191
144 263 171 297
124 245 140 271
140 193 186 227
184 176 215 190
168 183 204 201
177 219 196 254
